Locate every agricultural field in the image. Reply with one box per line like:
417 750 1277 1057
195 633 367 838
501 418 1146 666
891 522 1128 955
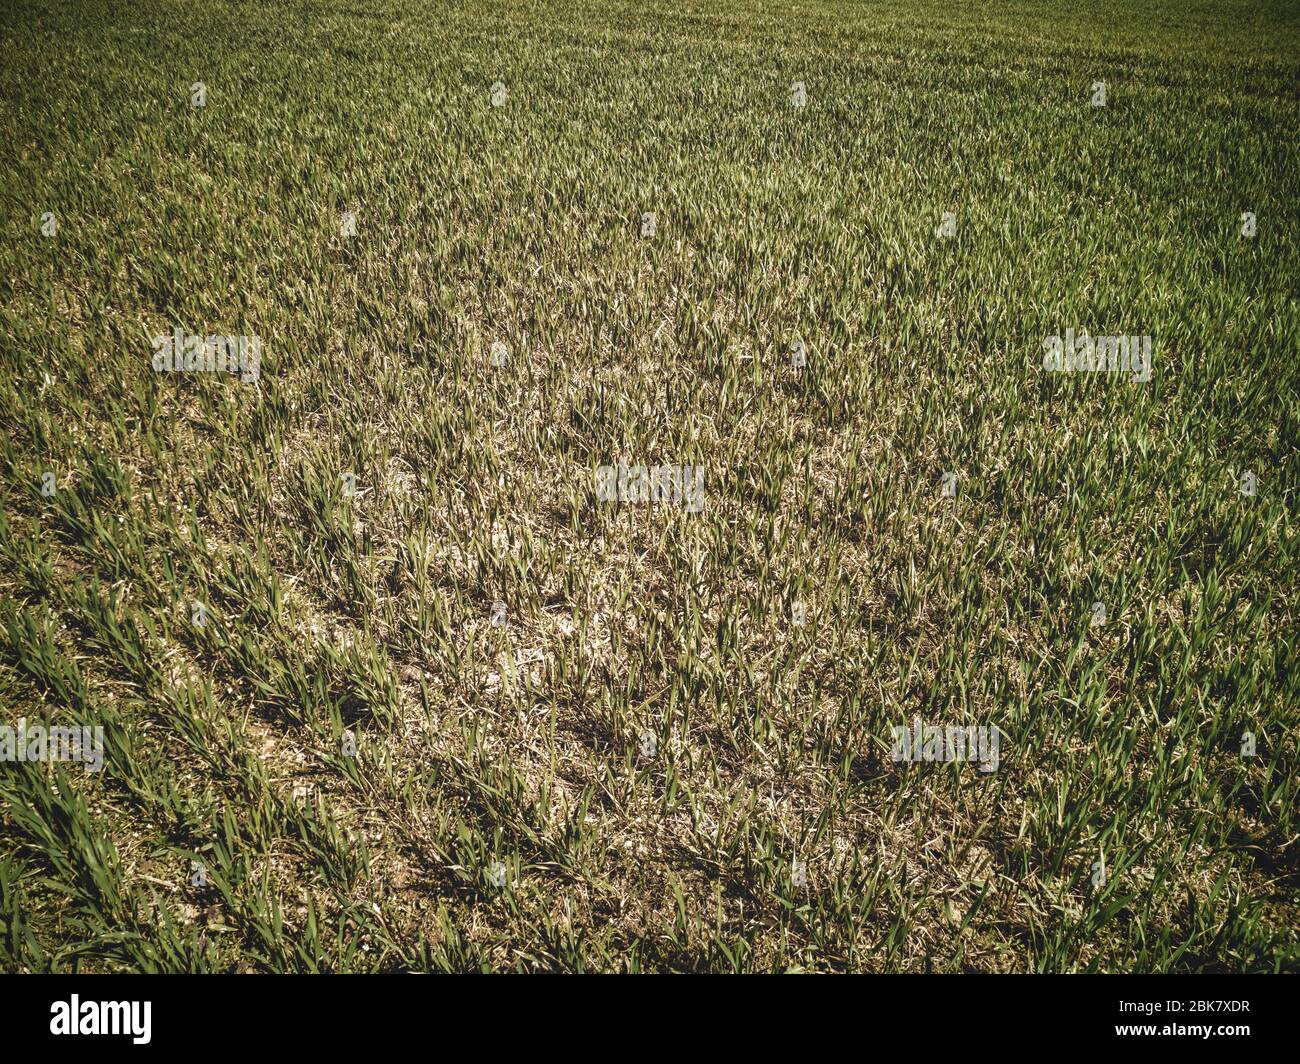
0 0 1297 973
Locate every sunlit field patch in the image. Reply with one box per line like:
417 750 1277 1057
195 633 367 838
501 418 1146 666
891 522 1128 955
0 0 1296 972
